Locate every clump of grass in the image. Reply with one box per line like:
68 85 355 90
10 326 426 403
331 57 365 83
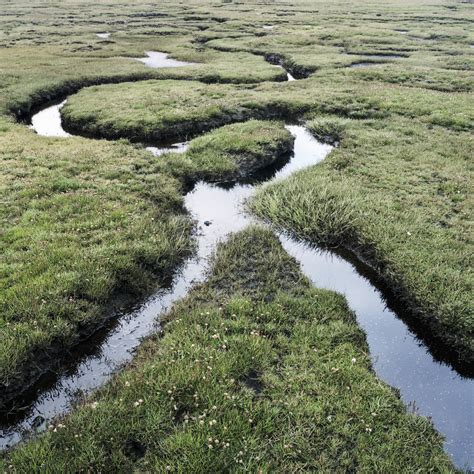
0 228 454 472
251 173 360 246
307 116 351 145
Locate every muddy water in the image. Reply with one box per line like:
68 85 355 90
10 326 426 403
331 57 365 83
4 68 473 469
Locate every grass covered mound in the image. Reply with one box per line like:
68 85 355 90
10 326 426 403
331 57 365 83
164 120 294 182
0 118 291 406
0 227 454 472
250 115 473 369
60 79 274 142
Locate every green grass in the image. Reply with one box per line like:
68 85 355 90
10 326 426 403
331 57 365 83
0 118 192 400
0 0 472 465
0 227 455 472
0 117 291 403
56 47 473 365
60 71 473 146
250 115 473 366
163 120 294 182
0 41 285 119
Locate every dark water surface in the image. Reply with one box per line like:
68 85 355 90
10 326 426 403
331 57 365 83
3 61 472 469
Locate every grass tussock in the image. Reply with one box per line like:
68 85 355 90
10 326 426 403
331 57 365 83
307 116 351 145
251 175 360 246
164 120 294 182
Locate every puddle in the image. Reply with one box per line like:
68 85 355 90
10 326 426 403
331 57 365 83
349 62 385 68
272 64 296 81
135 51 194 68
8 75 474 470
146 142 189 156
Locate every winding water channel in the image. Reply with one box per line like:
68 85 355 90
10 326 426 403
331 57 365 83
3 54 473 470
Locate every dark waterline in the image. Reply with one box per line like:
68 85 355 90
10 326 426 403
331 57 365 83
4 65 473 469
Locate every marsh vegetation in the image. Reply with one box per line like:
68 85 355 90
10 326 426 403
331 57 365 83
0 0 472 470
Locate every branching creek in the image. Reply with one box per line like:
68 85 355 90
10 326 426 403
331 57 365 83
2 52 472 470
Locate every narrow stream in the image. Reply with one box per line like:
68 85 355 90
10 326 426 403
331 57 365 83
2 58 472 470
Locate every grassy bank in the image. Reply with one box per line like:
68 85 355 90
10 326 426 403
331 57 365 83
59 79 289 143
250 115 473 369
0 118 291 406
0 228 455 472
60 70 472 147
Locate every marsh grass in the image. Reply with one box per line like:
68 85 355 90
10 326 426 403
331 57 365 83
164 120 294 182
0 117 292 402
250 116 473 365
0 0 472 463
0 228 454 472
0 119 191 399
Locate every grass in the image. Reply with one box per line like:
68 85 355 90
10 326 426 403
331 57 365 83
0 0 472 466
0 117 291 405
0 118 192 402
250 115 473 368
0 227 455 472
60 71 472 146
60 79 299 142
163 120 294 182
57 51 473 366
